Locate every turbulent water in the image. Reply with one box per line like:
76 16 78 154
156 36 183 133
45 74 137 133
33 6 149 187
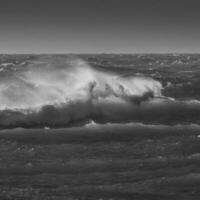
0 54 200 128
1 54 200 199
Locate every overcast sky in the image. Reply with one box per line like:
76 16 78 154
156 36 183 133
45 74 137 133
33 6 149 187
0 0 200 53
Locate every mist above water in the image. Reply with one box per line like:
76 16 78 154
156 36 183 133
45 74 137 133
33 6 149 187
0 58 162 110
0 57 200 128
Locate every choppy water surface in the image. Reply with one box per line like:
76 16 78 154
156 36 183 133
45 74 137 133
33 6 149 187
0 54 200 199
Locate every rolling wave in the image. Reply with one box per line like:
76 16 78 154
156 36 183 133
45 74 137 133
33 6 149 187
0 57 199 128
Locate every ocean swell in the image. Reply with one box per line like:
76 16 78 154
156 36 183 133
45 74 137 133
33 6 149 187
0 57 199 128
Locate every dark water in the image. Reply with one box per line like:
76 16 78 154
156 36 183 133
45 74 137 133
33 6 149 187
0 54 200 199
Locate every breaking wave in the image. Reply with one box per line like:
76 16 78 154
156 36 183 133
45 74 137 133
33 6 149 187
0 57 200 128
0 58 162 110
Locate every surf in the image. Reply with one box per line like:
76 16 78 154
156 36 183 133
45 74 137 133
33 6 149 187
1 57 200 128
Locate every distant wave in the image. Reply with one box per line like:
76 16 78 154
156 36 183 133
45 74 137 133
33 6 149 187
0 122 200 144
0 57 200 128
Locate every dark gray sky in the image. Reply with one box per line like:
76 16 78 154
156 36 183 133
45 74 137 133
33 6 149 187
0 0 200 53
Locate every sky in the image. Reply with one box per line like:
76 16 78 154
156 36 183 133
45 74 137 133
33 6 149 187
0 0 200 53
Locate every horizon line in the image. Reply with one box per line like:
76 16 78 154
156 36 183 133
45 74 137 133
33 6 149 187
0 52 200 55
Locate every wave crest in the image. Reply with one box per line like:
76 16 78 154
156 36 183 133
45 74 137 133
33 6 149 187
0 58 162 110
2 57 199 128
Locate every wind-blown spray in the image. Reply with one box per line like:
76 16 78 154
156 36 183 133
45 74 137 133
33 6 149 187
0 57 200 128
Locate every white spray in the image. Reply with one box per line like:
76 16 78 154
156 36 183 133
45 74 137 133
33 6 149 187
0 58 162 111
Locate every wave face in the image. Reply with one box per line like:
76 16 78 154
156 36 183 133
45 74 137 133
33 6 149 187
0 55 200 128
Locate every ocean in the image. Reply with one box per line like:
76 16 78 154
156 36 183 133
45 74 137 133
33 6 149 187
0 54 199 199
